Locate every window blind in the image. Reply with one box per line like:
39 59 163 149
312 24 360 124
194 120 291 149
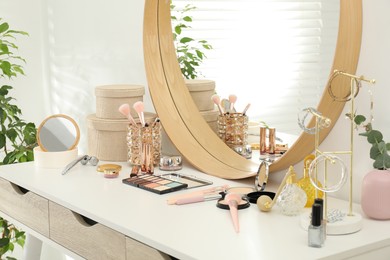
172 0 339 136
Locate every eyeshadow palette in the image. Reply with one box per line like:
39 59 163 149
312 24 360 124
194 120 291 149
122 174 188 194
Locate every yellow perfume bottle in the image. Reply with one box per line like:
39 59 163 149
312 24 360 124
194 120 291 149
297 154 324 207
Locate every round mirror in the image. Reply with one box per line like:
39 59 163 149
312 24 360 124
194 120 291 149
143 0 362 179
37 114 80 152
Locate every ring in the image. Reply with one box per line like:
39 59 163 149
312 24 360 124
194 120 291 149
327 70 361 102
309 154 347 193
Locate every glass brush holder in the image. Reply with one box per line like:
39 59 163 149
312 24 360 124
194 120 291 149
217 113 249 158
127 120 162 173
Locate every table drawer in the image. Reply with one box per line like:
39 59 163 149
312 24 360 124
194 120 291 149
0 177 49 236
49 201 126 260
126 237 171 260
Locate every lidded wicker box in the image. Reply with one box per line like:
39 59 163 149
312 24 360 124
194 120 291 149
185 79 215 111
95 85 145 119
87 112 157 161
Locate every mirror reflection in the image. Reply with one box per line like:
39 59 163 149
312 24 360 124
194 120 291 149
37 114 80 152
171 0 340 141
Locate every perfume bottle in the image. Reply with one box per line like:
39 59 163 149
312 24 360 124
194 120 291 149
297 154 324 207
308 203 324 248
277 166 307 216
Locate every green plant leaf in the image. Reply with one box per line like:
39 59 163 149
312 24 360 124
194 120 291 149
6 128 17 142
354 114 366 125
174 26 182 35
183 16 192 22
180 37 194 44
367 130 383 144
0 60 12 77
0 133 5 149
0 22 9 34
373 152 390 170
370 143 381 160
0 237 10 247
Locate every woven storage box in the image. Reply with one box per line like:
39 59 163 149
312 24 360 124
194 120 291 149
161 109 219 156
95 85 145 119
87 112 157 161
185 79 215 111
200 109 219 134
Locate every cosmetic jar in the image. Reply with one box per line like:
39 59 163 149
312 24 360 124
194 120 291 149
159 156 182 171
103 168 120 178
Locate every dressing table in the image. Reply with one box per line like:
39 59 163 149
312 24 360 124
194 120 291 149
1 162 390 259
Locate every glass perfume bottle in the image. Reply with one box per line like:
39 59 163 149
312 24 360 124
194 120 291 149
308 203 324 248
277 166 307 216
297 154 324 207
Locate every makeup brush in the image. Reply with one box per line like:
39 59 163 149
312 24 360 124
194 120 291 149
118 104 137 125
211 94 225 115
228 94 237 112
133 101 146 126
242 103 251 115
225 193 242 233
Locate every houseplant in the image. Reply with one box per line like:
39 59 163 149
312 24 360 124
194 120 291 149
170 3 212 79
353 114 390 219
0 18 35 259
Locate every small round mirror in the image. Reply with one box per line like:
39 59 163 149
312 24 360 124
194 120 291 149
37 114 80 152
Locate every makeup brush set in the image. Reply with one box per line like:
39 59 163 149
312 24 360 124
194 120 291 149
212 94 252 158
119 101 162 174
87 84 158 162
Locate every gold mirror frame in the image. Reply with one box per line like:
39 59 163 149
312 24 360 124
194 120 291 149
143 0 362 179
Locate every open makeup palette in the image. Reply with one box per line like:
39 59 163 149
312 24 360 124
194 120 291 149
122 173 213 195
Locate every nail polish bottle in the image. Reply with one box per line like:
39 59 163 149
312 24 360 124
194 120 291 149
314 198 326 241
308 203 324 248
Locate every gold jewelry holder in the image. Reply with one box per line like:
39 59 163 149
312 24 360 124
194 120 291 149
300 70 375 235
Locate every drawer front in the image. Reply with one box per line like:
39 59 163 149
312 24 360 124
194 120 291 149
126 237 171 260
49 201 126 260
0 177 49 236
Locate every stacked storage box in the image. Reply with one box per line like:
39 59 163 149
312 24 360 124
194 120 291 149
185 79 219 133
87 85 156 162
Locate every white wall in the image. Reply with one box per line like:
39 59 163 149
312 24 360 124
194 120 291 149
272 0 390 204
2 0 389 204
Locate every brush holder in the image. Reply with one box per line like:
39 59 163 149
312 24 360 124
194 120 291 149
127 121 161 169
217 113 249 157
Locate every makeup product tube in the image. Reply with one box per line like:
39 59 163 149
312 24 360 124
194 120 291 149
260 127 267 155
308 203 324 248
268 128 276 154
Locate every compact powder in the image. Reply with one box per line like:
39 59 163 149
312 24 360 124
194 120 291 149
226 187 255 195
122 174 188 194
216 197 250 210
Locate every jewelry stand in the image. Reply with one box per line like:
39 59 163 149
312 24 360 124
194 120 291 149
300 70 375 235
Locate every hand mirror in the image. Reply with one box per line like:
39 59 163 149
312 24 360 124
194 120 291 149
37 114 80 152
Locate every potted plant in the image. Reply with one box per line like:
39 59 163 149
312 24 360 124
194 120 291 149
353 114 390 219
0 18 36 259
170 3 212 80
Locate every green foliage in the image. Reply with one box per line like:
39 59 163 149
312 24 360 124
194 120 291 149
0 18 32 259
353 114 390 170
171 3 212 79
0 218 26 259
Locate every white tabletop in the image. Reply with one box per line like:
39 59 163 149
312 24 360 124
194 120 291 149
0 161 389 260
